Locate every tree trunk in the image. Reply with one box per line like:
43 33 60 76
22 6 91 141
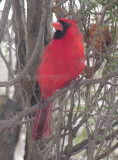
26 0 52 160
0 0 52 160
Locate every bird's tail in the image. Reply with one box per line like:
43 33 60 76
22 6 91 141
32 104 52 141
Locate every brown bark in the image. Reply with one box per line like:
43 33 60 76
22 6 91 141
26 0 52 160
12 0 52 159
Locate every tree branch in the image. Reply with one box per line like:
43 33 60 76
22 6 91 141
0 69 118 131
52 0 68 10
0 0 51 87
0 0 13 43
0 48 14 79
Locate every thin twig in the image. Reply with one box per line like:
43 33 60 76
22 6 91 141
52 0 68 10
0 0 13 42
0 48 14 78
0 69 118 131
0 0 50 87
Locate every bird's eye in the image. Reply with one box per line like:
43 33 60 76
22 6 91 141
64 22 70 27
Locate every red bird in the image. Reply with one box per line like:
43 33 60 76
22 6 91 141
32 18 85 141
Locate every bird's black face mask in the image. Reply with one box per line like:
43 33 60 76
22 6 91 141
54 20 70 39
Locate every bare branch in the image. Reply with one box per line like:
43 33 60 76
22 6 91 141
0 48 14 78
0 0 51 87
52 0 68 10
0 0 13 42
0 69 118 131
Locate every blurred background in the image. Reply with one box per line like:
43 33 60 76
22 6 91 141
0 0 118 160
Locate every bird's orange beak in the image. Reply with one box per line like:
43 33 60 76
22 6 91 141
52 22 63 31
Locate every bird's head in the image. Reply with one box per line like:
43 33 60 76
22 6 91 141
52 18 79 39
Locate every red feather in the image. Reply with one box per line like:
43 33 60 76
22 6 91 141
32 18 85 141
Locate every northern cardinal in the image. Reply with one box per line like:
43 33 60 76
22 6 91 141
32 18 85 141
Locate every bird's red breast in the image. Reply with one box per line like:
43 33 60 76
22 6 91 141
37 18 85 99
